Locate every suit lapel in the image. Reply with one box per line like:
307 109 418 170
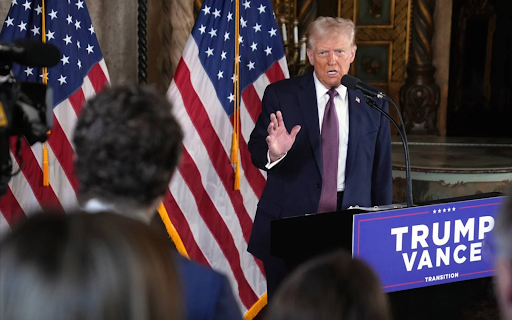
345 89 364 176
297 73 322 175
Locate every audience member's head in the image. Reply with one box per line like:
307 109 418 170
73 85 183 218
0 211 183 320
267 250 391 320
494 193 512 319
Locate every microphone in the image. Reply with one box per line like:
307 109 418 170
341 74 414 207
341 74 387 99
0 38 61 68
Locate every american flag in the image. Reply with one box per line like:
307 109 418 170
0 0 109 234
164 0 288 317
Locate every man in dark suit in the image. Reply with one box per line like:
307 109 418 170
248 17 393 299
73 85 242 320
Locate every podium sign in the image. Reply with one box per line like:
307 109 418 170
353 196 505 292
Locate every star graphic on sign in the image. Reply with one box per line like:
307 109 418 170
253 23 262 32
452 207 456 211
86 44 94 54
22 0 31 10
269 28 277 37
35 4 42 14
202 5 211 14
208 28 217 38
247 61 255 70
258 4 266 13
48 9 58 20
264 46 272 56
443 208 446 213
63 35 72 45
242 0 251 9
433 209 437 214
61 55 70 65
217 70 223 80
66 14 73 24
89 25 95 34
58 75 67 85
447 208 451 212
75 20 81 30
212 8 221 18
24 67 33 76
76 0 84 9
224 32 230 41
205 47 214 57
31 26 40 35
250 42 257 51
47 30 55 40
227 12 233 21
5 17 14 27
18 21 27 31
228 93 235 102
198 24 206 34
77 59 82 69
240 17 247 28
221 51 227 60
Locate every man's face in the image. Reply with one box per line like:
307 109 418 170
307 32 356 89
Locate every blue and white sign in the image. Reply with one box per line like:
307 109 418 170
353 196 505 292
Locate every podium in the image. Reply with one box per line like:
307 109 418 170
270 192 504 320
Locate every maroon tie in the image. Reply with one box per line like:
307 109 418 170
317 88 339 213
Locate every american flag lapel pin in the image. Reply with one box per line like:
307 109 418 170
355 96 360 103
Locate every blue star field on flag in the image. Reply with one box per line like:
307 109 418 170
192 0 285 114
1 0 104 107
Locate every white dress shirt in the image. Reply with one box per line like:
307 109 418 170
313 73 349 191
266 73 350 191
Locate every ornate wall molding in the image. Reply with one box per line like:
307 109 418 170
400 0 440 135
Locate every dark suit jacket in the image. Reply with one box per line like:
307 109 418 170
176 254 242 320
247 72 393 261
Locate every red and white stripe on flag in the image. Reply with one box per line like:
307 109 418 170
0 0 110 233
164 0 289 317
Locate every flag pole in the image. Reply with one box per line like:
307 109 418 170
231 0 241 190
41 0 50 187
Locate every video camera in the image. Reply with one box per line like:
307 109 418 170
0 38 61 196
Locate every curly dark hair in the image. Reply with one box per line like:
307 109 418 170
73 85 183 207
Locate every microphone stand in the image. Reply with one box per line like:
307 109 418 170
364 95 414 207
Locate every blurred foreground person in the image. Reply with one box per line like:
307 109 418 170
73 85 241 320
267 250 391 320
494 192 512 320
0 212 182 320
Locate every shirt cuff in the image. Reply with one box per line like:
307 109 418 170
265 151 287 169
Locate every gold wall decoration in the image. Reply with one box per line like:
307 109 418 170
338 0 411 85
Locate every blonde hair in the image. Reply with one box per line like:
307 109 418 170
306 16 357 50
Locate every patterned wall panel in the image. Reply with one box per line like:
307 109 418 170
339 0 411 88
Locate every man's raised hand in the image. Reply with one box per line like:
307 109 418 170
266 111 301 162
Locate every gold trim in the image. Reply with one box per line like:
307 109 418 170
405 0 411 65
243 293 267 320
